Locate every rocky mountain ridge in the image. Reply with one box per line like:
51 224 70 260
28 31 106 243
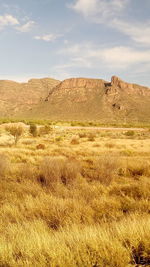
0 75 150 123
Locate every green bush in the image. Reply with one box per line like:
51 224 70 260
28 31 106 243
124 130 135 137
55 136 63 142
29 124 38 137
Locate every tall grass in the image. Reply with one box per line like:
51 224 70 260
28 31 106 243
39 156 80 187
0 154 10 177
0 215 150 266
0 126 150 266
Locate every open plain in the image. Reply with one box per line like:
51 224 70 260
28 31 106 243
0 123 150 266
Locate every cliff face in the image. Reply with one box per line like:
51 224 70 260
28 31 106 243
110 76 150 96
101 76 150 113
47 76 150 104
46 78 106 103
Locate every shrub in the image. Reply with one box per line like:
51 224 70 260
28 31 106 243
88 132 96 141
36 144 45 150
97 156 119 185
126 160 150 177
29 124 38 137
124 130 135 137
71 122 77 126
39 156 80 187
87 155 119 185
70 135 79 145
22 139 36 145
93 143 101 147
39 125 52 136
39 156 66 187
0 154 10 177
5 125 24 145
61 160 81 185
109 183 143 199
0 135 14 147
55 136 63 142
78 132 87 138
105 142 116 148
18 163 36 181
120 149 133 156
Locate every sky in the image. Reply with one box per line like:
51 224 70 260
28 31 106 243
0 0 150 86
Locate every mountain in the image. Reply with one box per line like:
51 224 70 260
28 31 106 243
0 78 60 117
0 76 150 123
26 76 150 123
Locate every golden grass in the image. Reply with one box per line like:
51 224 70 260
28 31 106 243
0 125 150 266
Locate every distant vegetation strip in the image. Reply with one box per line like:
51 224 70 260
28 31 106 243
0 118 150 128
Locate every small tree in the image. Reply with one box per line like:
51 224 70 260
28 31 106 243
29 124 38 137
5 125 24 145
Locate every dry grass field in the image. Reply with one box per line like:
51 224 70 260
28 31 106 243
0 123 150 266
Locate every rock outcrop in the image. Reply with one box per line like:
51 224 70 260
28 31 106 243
110 76 150 96
46 78 106 103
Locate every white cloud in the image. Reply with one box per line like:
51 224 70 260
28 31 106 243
34 34 61 42
16 21 35 32
99 46 150 67
70 0 129 21
112 19 150 46
58 42 94 56
0 13 35 33
70 0 150 46
70 0 98 17
58 43 150 69
0 14 19 29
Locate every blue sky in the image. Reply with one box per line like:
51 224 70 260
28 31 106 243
0 0 150 86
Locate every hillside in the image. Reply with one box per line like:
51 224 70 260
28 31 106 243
0 78 60 117
26 76 150 123
0 75 150 123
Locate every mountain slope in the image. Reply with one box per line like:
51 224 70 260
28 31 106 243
0 78 60 117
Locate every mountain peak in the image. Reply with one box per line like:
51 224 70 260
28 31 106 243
111 76 122 84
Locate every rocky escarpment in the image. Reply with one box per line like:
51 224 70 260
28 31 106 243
0 75 150 123
104 76 150 112
46 76 150 104
110 76 150 96
46 78 106 103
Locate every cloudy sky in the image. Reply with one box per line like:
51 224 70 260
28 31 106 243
0 0 150 86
